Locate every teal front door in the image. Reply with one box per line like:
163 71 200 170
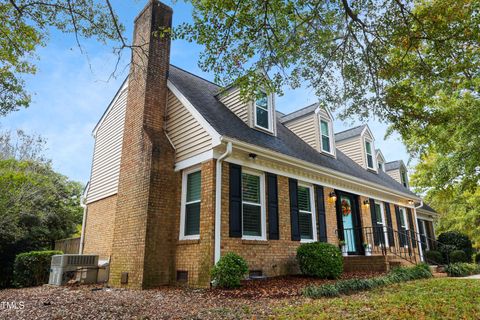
336 191 363 255
341 196 356 252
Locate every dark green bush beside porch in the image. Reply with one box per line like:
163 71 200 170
13 250 62 287
296 242 343 279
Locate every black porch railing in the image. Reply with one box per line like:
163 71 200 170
336 226 448 266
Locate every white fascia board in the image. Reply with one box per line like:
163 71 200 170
221 137 421 203
92 77 128 137
167 80 222 147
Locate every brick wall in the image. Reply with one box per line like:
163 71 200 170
83 195 117 260
109 0 177 289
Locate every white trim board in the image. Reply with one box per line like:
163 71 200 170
167 80 222 146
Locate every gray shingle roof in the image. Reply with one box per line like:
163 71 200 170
418 203 437 214
168 65 417 198
334 125 367 142
385 160 404 171
279 103 318 123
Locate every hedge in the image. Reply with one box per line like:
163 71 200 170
296 242 343 279
13 250 62 287
445 263 480 277
303 263 432 298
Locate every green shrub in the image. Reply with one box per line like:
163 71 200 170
438 231 473 260
211 252 248 288
303 263 432 298
475 253 480 264
13 250 62 287
296 242 343 279
424 250 443 265
445 263 480 277
449 250 468 263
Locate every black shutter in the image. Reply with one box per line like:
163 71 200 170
369 198 380 245
229 163 242 238
289 178 300 241
407 208 416 248
394 205 405 246
267 173 279 240
315 185 327 242
384 203 395 246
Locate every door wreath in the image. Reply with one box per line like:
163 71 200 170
341 199 352 216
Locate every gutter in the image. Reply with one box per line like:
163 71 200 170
214 141 233 264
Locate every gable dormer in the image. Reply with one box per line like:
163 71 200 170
385 160 409 188
335 124 378 172
217 87 277 136
281 103 336 157
376 149 386 172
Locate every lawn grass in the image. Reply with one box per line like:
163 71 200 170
276 278 480 319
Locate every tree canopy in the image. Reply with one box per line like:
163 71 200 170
176 0 480 189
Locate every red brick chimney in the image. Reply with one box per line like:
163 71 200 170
110 0 179 289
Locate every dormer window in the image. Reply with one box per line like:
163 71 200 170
254 91 272 132
401 169 408 188
378 162 384 171
365 140 374 169
320 119 333 154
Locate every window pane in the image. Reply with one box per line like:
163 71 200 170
320 120 329 136
243 204 261 236
367 154 374 168
399 209 406 228
297 186 311 212
375 204 383 224
321 136 331 153
378 162 383 170
256 107 269 129
242 173 260 203
186 171 201 202
255 92 268 109
365 141 372 154
185 202 200 236
299 212 313 239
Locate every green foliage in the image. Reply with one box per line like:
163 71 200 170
296 242 343 279
438 231 474 259
475 253 480 264
211 252 248 288
0 159 83 287
0 1 121 115
424 250 444 265
450 250 469 263
445 263 480 277
13 250 62 287
303 264 432 298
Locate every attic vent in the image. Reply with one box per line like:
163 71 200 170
176 270 188 282
249 270 264 279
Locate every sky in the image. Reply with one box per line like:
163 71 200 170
2 0 410 185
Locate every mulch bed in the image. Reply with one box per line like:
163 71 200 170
0 271 384 320
207 271 385 299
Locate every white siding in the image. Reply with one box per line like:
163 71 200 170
284 114 318 150
166 90 212 162
387 169 402 184
336 136 364 167
218 88 250 125
87 84 127 204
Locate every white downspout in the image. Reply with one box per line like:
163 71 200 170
214 141 233 264
413 199 424 261
79 184 89 254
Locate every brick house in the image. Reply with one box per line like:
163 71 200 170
79 0 437 289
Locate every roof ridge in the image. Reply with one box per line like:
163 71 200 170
170 64 220 88
334 124 366 136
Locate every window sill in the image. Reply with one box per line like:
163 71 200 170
300 239 316 243
177 239 200 245
241 239 269 245
253 124 275 135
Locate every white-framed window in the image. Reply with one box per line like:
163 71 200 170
398 207 409 247
241 170 266 240
254 91 273 132
319 118 334 155
179 167 201 240
297 183 317 242
400 169 408 188
374 201 389 247
378 162 384 171
365 139 375 169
